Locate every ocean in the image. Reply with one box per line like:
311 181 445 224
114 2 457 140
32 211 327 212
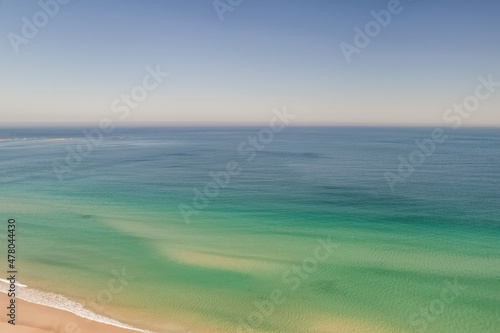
0 126 499 332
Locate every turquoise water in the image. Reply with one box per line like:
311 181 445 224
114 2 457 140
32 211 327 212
1 127 499 332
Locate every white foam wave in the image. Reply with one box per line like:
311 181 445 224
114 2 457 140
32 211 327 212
0 278 27 287
0 280 156 332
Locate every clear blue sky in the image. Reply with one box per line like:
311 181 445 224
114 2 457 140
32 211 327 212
1 0 499 125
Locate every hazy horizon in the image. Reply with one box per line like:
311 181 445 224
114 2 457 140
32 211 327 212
1 0 499 126
1 121 500 129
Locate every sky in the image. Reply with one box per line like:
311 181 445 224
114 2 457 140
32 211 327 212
0 0 499 126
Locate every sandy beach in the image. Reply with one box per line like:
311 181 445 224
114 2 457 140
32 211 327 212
0 292 139 333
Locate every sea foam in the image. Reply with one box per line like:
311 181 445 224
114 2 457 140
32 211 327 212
0 280 155 332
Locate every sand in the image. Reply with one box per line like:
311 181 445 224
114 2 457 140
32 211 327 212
0 293 140 333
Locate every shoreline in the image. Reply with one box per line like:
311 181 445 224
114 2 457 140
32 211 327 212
0 281 153 333
0 293 143 333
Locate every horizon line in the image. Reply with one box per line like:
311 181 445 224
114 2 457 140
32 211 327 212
1 121 499 129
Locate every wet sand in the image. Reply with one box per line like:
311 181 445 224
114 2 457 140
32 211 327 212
0 292 139 333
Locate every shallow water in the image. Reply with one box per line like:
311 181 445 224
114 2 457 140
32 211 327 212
1 126 499 332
